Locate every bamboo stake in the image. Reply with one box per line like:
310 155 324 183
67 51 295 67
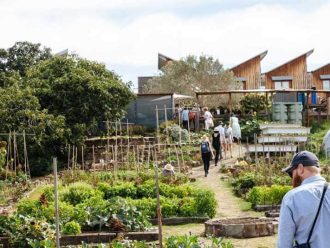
126 119 130 170
53 158 60 248
164 104 169 145
67 144 71 170
156 106 160 151
92 145 95 165
81 146 85 170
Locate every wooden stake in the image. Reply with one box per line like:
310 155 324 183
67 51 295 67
156 106 160 150
53 158 60 248
67 144 71 170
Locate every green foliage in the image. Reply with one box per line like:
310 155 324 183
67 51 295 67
5 215 55 248
246 185 291 206
166 124 189 142
308 121 330 158
0 146 6 171
26 55 135 144
98 182 137 199
165 234 200 248
60 182 103 206
165 235 234 248
193 189 217 218
239 94 269 115
231 173 257 196
62 221 81 235
240 118 261 141
144 55 237 107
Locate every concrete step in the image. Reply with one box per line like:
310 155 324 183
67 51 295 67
261 127 310 135
259 123 302 129
257 135 308 143
247 144 297 152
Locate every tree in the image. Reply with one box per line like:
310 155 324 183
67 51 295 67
26 55 135 144
144 55 238 106
0 83 68 176
0 41 52 87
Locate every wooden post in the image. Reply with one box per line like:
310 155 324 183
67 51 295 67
306 92 310 127
106 120 110 164
81 146 85 170
156 106 160 150
115 121 118 175
126 119 130 169
53 158 60 248
178 108 182 145
67 144 71 169
154 163 163 248
92 145 95 165
164 104 169 144
229 93 232 115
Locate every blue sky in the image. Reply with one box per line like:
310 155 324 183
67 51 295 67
0 0 329 90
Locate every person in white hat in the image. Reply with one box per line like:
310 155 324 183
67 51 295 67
162 163 175 177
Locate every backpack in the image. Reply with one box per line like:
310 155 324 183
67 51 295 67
201 141 210 153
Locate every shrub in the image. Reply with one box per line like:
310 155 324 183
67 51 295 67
231 173 257 196
193 189 217 218
98 182 137 199
164 124 189 142
247 185 291 206
61 182 102 205
178 197 197 217
62 221 81 235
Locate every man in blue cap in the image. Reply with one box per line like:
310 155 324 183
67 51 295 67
277 151 330 248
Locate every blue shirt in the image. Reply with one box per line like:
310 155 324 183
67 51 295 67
181 109 189 121
277 175 330 248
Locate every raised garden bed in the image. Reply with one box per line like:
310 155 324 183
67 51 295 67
265 210 280 218
149 217 209 225
0 230 158 247
205 217 278 238
254 204 281 212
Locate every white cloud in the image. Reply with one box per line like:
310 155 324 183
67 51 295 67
0 0 329 87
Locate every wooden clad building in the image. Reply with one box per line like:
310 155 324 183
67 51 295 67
230 51 267 90
311 63 330 99
264 50 314 90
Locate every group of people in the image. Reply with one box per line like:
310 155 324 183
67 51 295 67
200 119 241 177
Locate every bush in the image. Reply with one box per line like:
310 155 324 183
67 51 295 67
98 182 137 199
247 185 291 206
178 197 197 217
231 173 257 196
62 221 81 235
193 189 217 218
61 182 102 205
165 124 189 142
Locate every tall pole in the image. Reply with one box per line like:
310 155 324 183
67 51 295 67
154 162 163 248
53 157 60 248
156 105 160 150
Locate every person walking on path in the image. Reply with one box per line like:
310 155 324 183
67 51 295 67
277 151 330 248
203 107 214 130
200 135 214 177
212 127 222 166
229 113 241 142
225 124 233 158
216 122 227 158
181 107 189 130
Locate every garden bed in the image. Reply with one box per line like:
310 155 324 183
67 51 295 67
205 217 278 238
149 217 209 225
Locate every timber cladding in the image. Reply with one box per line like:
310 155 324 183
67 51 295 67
265 51 313 90
230 51 267 90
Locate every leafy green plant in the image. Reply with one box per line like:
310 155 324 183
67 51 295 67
60 182 103 206
247 185 291 206
62 221 81 235
193 189 217 218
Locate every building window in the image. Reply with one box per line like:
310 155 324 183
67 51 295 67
274 81 290 90
323 80 330 90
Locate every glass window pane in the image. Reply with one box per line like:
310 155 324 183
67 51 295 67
282 81 289 89
323 80 330 90
274 81 282 89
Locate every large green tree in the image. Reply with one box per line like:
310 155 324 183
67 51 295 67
0 41 52 78
26 55 135 144
0 83 67 176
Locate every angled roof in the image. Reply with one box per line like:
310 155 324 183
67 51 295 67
311 62 330 73
230 50 268 71
266 49 314 74
158 53 175 70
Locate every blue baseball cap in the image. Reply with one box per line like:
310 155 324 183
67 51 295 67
282 151 320 175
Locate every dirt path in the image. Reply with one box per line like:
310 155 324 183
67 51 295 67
162 144 277 248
